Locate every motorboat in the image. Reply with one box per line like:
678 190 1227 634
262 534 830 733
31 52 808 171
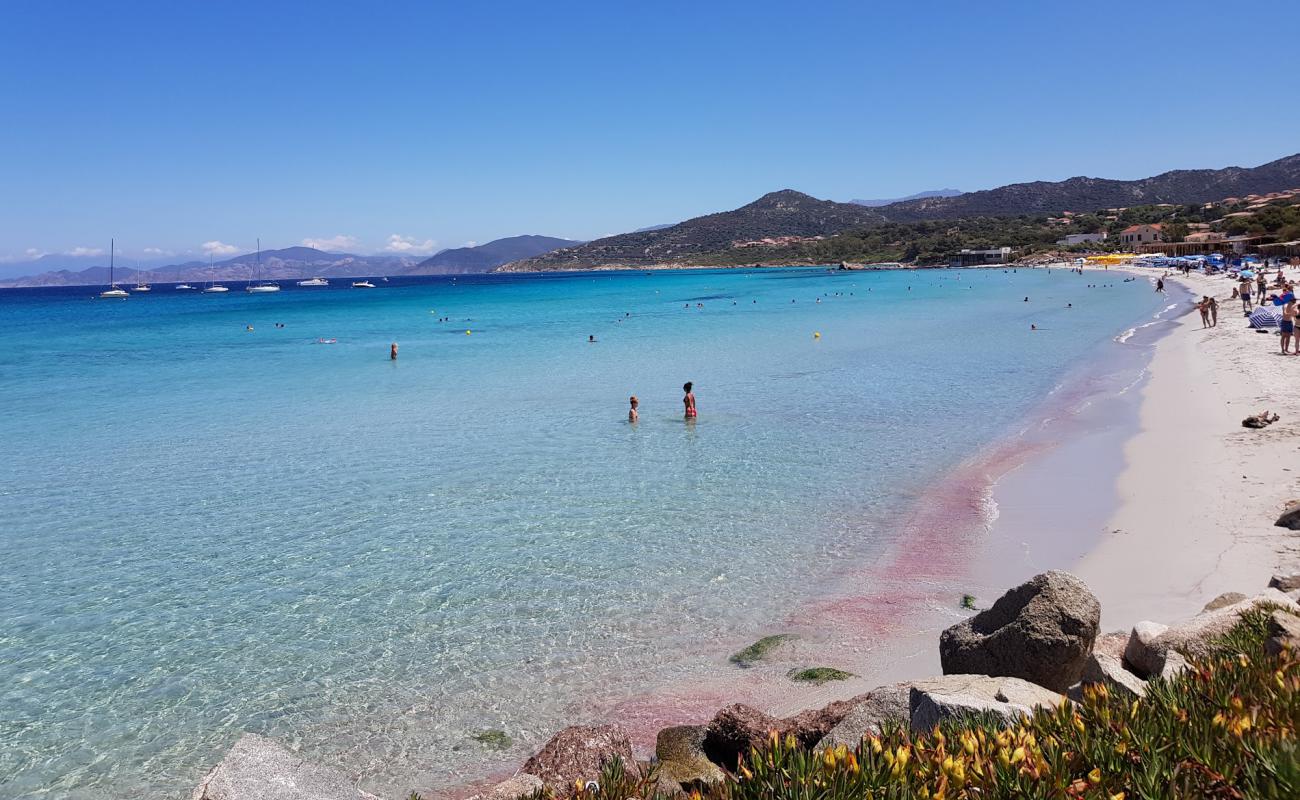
176 283 195 290
351 280 376 288
297 277 329 287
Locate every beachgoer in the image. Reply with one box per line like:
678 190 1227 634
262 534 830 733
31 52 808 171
1197 296 1211 328
1238 275 1253 313
390 342 398 360
1282 298 1298 354
628 395 639 422
1208 296 1218 327
1257 274 1268 305
1155 278 1165 293
682 382 697 419
588 334 596 343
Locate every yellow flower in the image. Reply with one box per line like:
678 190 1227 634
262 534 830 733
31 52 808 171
1089 767 1102 785
738 764 753 780
1110 793 1126 800
869 736 883 754
1010 746 1026 765
1115 741 1127 755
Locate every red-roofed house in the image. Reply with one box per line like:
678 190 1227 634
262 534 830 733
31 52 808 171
1119 224 1163 246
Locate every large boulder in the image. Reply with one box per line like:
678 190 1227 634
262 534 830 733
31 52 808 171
521 725 634 793
700 704 782 770
1269 574 1300 592
814 684 912 751
1080 653 1146 699
939 571 1100 693
191 734 379 800
1264 610 1300 657
655 725 725 789
909 675 1064 732
1275 502 1300 530
1125 591 1300 678
781 694 868 748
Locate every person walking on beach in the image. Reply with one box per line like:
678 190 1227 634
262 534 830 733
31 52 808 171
1239 275 1253 313
628 395 639 422
1282 297 1298 355
682 381 697 420
1208 296 1219 327
1257 273 1268 305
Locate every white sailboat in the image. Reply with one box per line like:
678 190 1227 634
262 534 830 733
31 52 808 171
132 264 151 292
203 253 229 293
99 239 128 298
246 239 280 293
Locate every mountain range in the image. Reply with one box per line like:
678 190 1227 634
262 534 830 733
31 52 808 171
0 236 580 288
850 189 964 207
502 152 1300 271
411 235 581 274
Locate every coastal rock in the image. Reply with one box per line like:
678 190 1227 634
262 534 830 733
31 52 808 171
465 773 544 800
1159 651 1191 680
1092 631 1130 661
1277 503 1300 530
701 704 782 770
190 734 379 800
1080 653 1147 699
815 684 912 751
521 725 634 793
782 694 870 748
1203 592 1248 612
1264 610 1300 657
655 725 725 789
1123 621 1170 678
1269 574 1300 591
1126 591 1300 678
939 570 1100 693
909 675 1064 732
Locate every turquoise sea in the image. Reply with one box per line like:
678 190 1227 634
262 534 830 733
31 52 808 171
0 267 1165 798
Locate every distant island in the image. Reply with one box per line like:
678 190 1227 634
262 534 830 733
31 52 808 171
0 235 580 288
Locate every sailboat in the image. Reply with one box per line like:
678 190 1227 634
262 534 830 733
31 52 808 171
246 239 280 293
132 264 151 292
99 239 128 298
203 253 229 293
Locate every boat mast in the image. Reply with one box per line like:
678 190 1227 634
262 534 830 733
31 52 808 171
110 238 115 286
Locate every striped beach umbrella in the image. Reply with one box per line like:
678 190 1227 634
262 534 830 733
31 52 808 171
1248 306 1281 328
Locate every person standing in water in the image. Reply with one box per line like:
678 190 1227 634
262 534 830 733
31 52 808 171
390 342 398 360
682 382 697 419
628 395 639 422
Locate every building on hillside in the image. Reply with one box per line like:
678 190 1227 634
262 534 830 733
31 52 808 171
950 247 1012 267
1057 232 1107 246
1119 224 1163 246
1136 235 1264 256
1183 231 1226 243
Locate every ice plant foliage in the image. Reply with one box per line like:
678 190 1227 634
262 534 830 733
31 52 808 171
535 608 1300 800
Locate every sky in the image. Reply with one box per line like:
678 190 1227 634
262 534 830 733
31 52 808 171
2 0 1298 264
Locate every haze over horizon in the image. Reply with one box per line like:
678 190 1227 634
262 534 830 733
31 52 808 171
2 0 1298 263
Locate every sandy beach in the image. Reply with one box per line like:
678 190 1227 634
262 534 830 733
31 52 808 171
1075 266 1300 628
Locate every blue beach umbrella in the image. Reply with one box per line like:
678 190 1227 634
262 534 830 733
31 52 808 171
1248 306 1281 328
1240 269 1255 278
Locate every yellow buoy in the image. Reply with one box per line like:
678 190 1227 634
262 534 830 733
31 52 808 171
465 329 472 335
813 331 821 339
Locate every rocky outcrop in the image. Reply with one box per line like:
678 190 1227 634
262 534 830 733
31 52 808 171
1124 591 1300 678
782 695 868 748
1264 610 1300 657
191 734 379 800
939 570 1100 693
1080 653 1147 699
465 774 544 800
655 725 725 789
1203 592 1248 612
909 675 1064 732
521 725 634 793
814 684 912 751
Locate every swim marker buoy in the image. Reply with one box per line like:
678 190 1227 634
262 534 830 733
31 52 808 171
814 331 821 339
465 329 472 335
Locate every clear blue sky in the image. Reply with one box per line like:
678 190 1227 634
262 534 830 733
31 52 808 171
2 0 1298 262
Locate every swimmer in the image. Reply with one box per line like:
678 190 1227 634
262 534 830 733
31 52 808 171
246 324 254 332
683 381 697 419
628 395 639 422
1031 324 1037 331
588 334 596 343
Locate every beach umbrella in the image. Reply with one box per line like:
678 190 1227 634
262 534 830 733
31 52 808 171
1248 306 1281 328
1240 269 1255 278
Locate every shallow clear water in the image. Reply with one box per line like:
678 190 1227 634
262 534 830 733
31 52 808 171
0 268 1162 798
